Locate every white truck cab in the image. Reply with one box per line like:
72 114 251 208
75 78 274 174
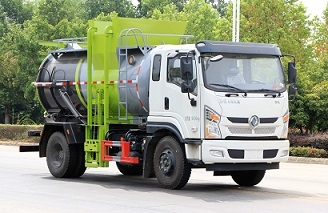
146 40 296 186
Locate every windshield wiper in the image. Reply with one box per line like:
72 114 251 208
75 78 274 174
209 84 247 96
254 89 281 97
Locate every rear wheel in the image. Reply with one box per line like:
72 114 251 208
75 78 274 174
153 136 191 189
46 132 77 178
231 170 266 186
71 143 86 178
116 163 143 176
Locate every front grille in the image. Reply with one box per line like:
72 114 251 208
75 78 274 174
228 127 276 135
228 127 252 134
227 117 278 124
254 127 276 134
227 149 278 159
263 149 278 158
228 149 244 159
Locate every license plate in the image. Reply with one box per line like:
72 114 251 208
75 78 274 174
245 150 262 159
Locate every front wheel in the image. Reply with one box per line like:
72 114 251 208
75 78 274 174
153 136 191 189
231 170 266 186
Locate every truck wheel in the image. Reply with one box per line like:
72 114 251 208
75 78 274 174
153 136 191 189
46 132 77 178
71 144 86 178
116 163 143 176
231 170 266 186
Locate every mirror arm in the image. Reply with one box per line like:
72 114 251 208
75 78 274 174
186 50 196 58
187 92 197 106
185 72 197 106
282 54 296 65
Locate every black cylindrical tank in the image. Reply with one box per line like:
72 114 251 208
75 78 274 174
36 48 150 117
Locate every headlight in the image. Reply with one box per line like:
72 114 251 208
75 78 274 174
283 111 289 123
281 110 289 138
205 107 221 138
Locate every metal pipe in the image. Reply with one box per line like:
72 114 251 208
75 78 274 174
59 89 85 124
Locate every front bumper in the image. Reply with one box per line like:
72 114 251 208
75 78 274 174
201 139 289 164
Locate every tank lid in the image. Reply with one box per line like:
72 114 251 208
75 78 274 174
50 48 87 59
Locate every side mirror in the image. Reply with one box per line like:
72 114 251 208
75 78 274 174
287 62 297 101
181 81 197 106
181 81 195 93
288 85 297 101
288 62 296 84
180 56 193 80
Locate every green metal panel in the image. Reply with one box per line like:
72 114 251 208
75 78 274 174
85 18 188 168
74 59 87 108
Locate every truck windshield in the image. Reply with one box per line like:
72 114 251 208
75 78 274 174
201 54 286 93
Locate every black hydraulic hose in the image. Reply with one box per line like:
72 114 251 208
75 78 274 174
58 89 86 124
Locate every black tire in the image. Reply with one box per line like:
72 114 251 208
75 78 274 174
71 144 86 178
46 132 77 178
231 170 266 186
116 162 143 176
153 136 191 189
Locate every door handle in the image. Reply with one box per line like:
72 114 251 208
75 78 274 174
164 97 169 110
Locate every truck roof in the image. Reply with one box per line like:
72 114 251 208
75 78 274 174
195 40 282 56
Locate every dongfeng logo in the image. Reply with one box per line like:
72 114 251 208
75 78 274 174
248 115 260 128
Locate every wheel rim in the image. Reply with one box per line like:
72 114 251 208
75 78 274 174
158 149 176 176
51 143 64 168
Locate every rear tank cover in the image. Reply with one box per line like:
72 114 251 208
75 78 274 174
36 47 151 117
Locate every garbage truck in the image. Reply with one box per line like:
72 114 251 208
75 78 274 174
22 17 297 189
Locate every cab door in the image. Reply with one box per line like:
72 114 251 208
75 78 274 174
161 51 201 139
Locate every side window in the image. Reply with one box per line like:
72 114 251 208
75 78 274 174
152 54 161 81
167 54 198 95
167 57 183 86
